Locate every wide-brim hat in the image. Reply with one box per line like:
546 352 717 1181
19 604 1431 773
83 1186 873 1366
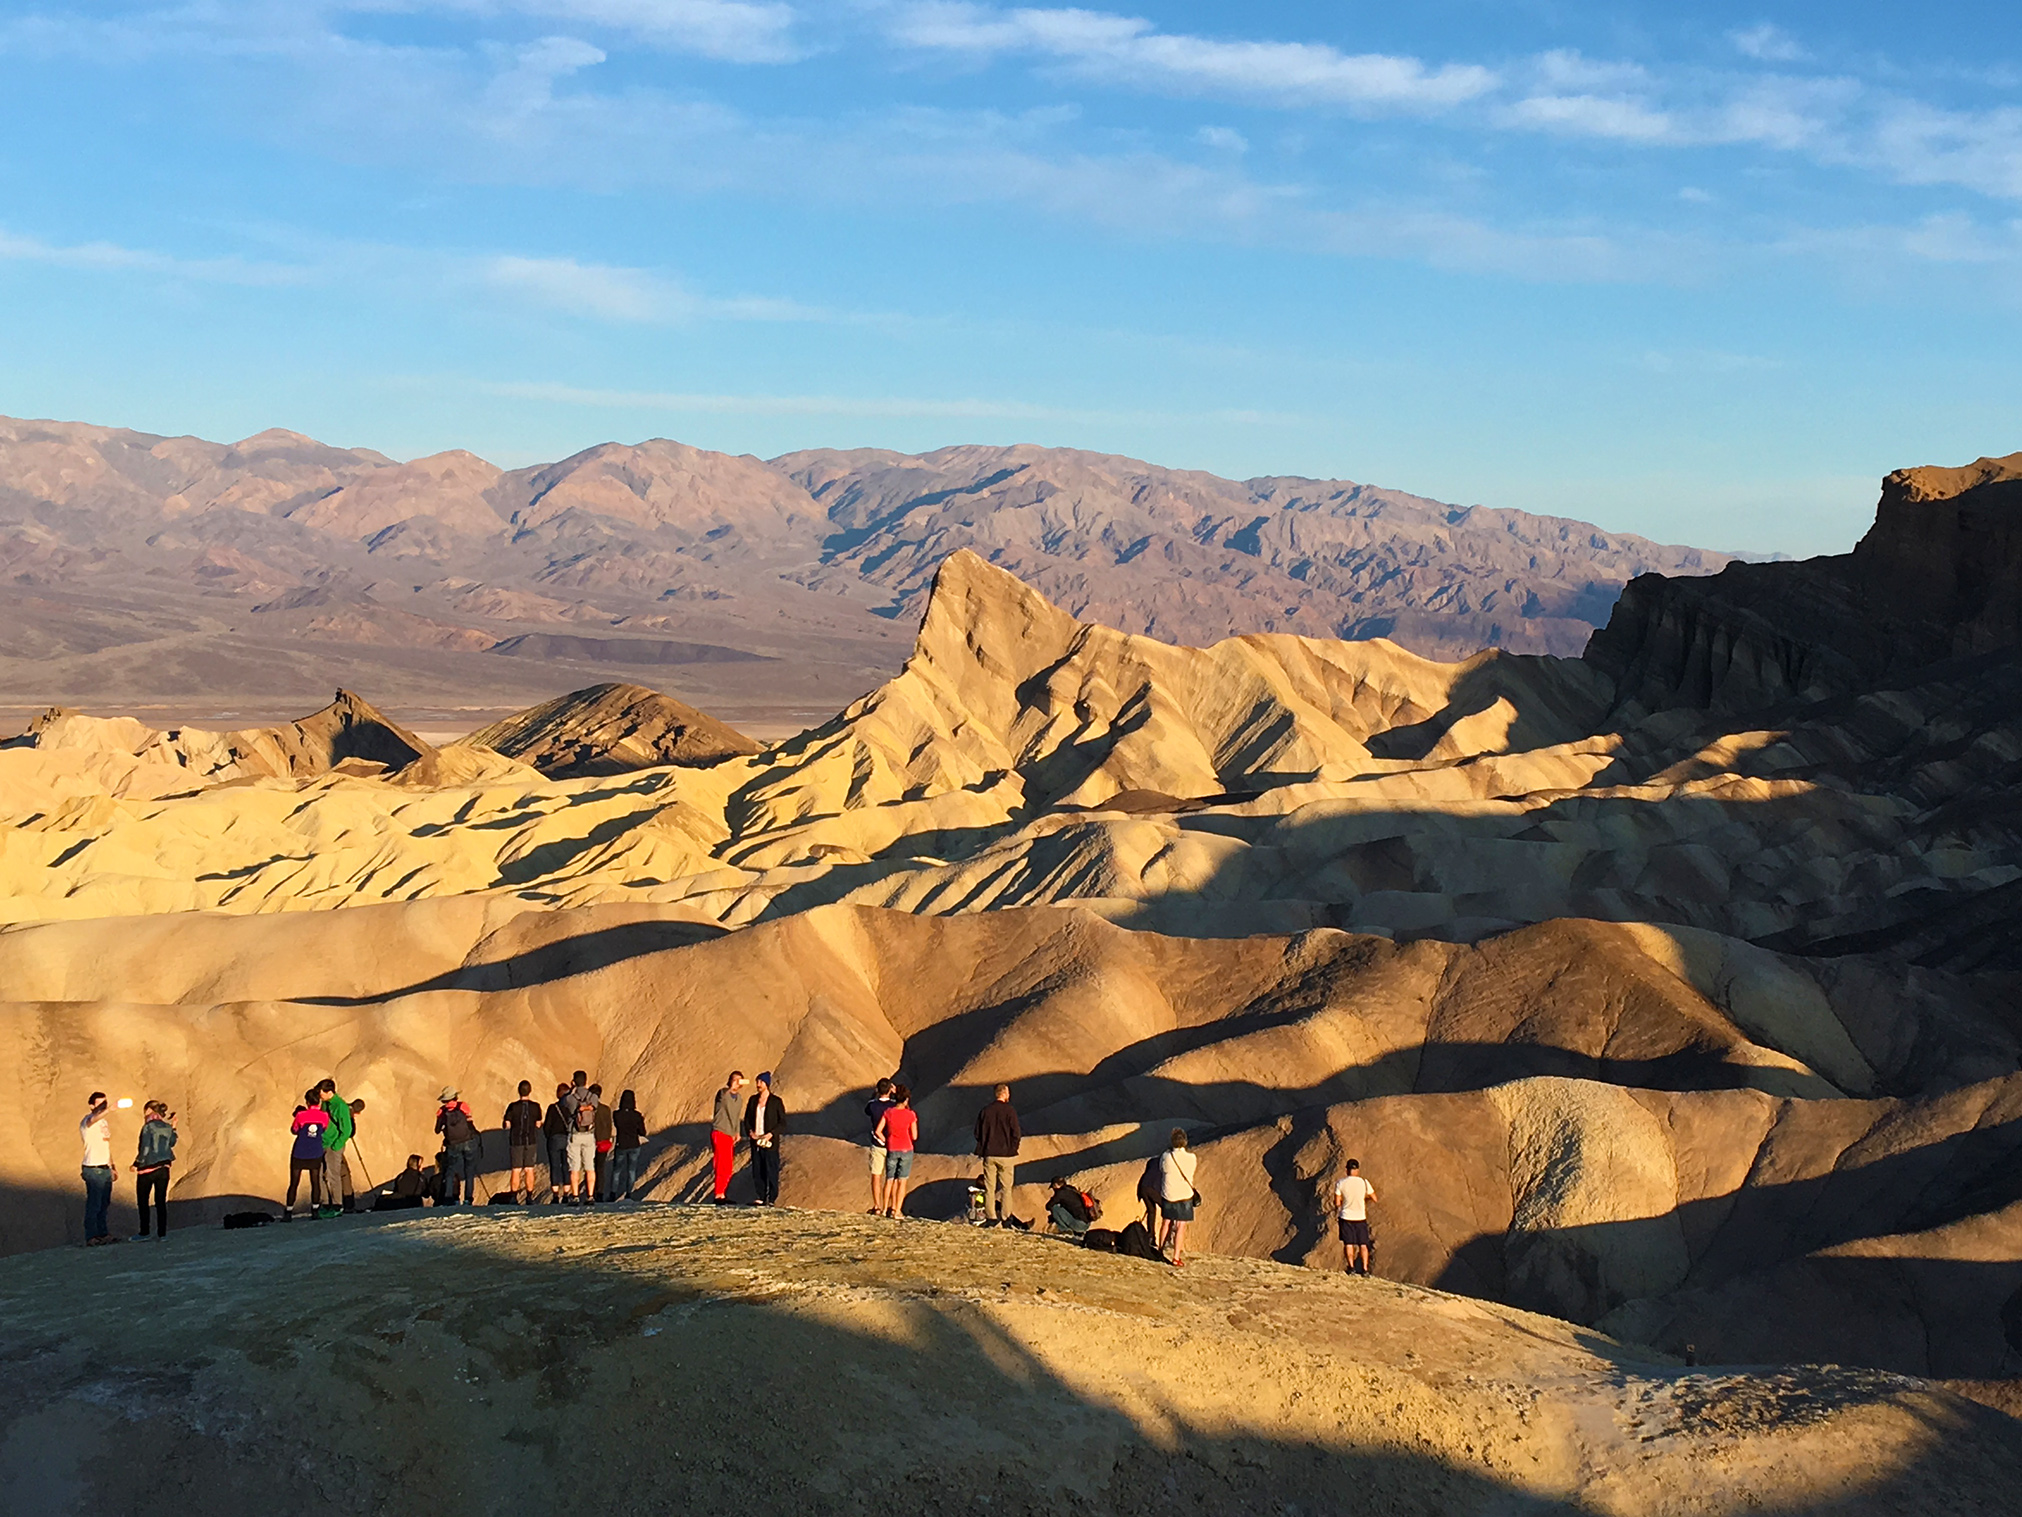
439 1086 458 1102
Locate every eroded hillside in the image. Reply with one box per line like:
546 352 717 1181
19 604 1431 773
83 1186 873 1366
3 453 2019 1397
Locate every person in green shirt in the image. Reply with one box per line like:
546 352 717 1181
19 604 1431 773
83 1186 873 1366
316 1077 357 1215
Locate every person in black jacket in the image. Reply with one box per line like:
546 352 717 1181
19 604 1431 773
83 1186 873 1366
742 1072 786 1206
973 1084 1021 1225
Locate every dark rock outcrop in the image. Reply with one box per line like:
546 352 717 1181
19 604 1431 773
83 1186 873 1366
467 681 759 776
1585 452 2022 713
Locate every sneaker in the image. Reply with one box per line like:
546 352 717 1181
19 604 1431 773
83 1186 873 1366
128 1233 151 1242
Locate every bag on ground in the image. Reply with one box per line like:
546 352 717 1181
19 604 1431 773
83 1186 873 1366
1082 1228 1119 1252
1117 1220 1162 1260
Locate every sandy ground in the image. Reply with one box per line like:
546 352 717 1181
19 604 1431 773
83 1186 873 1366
1 1205 2016 1517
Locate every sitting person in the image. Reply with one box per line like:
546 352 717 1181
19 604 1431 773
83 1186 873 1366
1046 1177 1099 1239
373 1153 429 1211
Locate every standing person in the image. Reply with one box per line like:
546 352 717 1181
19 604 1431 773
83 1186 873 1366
741 1072 786 1207
1157 1129 1199 1267
129 1100 177 1241
316 1077 357 1215
564 1078 598 1205
710 1071 745 1205
543 1083 572 1202
434 1087 482 1206
861 1076 893 1221
1136 1154 1163 1238
863 1077 896 1215
1332 1159 1378 1276
608 1090 646 1201
873 1084 918 1219
973 1084 1020 1226
79 1091 117 1246
503 1080 544 1204
287 1091 331 1221
590 1083 615 1202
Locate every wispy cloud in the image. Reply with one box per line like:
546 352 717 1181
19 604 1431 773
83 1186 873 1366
482 254 825 320
1729 24 1807 64
0 227 311 285
473 378 1304 425
887 3 1497 111
346 0 803 63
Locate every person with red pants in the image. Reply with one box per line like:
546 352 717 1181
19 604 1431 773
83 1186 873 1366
709 1070 745 1204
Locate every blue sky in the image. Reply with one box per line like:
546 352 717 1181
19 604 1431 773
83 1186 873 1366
1 2 2018 554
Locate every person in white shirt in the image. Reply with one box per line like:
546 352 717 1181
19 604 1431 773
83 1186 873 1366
1156 1128 1199 1267
1332 1158 1377 1276
79 1091 117 1246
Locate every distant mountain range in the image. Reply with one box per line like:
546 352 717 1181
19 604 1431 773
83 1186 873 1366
0 413 1734 723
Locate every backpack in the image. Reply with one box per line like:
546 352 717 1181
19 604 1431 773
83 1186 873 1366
222 1211 275 1229
1081 1191 1103 1223
1082 1228 1119 1252
572 1097 597 1133
441 1105 477 1145
1117 1220 1162 1260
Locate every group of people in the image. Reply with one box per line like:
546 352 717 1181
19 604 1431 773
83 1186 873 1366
432 1073 649 1207
287 1079 365 1220
77 1091 179 1245
708 1070 787 1205
77 1075 1381 1275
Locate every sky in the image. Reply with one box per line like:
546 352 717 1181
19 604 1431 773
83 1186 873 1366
1 2 2019 554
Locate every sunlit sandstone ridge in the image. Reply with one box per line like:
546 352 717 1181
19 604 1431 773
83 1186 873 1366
2 454 2020 1402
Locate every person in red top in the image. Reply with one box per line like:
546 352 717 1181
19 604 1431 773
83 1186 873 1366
873 1083 920 1219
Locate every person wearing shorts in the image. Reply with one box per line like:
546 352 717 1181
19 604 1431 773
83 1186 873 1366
503 1080 544 1203
1333 1158 1377 1276
863 1077 895 1215
874 1084 918 1219
564 1083 598 1205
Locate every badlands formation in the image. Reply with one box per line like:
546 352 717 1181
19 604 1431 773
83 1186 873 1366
2 452 2020 1509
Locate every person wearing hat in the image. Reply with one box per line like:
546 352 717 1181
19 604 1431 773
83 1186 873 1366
434 1087 482 1206
741 1072 787 1206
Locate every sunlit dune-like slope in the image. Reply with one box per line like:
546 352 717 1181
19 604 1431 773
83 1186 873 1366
4 549 2016 965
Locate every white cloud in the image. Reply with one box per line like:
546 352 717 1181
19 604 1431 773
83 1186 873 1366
888 3 1497 112
346 0 803 63
1194 125 1246 153
1506 93 1675 143
482 254 824 320
482 35 606 115
1729 24 1807 64
1530 49 1649 93
1865 101 2022 200
0 227 310 285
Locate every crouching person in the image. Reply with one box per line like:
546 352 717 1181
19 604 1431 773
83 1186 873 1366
1046 1177 1099 1240
374 1154 429 1211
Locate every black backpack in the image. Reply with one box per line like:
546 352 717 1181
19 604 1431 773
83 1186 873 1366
1082 1228 1119 1252
1117 1220 1163 1260
441 1105 478 1145
222 1211 275 1229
